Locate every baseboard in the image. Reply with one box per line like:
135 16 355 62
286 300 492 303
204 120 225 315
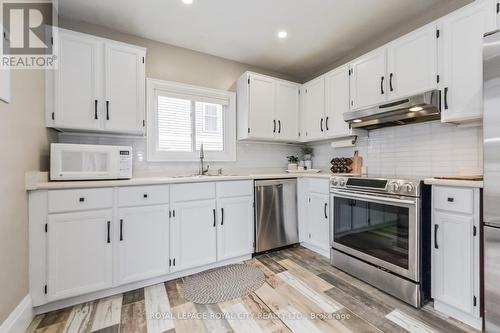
300 242 330 258
0 295 34 333
434 300 483 331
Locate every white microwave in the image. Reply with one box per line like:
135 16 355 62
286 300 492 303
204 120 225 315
50 143 133 181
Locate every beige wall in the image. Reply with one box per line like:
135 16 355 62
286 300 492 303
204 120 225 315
59 18 300 89
0 69 55 323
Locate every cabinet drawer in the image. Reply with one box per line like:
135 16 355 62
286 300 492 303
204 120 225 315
217 180 253 198
433 186 474 214
118 185 169 207
48 188 113 213
307 178 330 195
171 182 216 202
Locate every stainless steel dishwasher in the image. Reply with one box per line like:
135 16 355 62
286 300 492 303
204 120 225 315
254 179 298 253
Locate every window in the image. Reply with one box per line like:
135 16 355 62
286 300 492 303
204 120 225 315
147 79 236 161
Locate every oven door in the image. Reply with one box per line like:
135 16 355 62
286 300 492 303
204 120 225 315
331 189 420 282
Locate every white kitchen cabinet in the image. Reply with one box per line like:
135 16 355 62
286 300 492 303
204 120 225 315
349 47 387 111
170 182 217 272
104 42 146 134
299 178 330 257
117 205 170 285
324 65 351 138
46 28 146 135
237 72 299 142
49 30 102 131
387 23 438 100
301 76 325 141
307 192 330 253
438 0 496 122
275 80 300 141
47 210 113 301
431 185 481 330
217 196 254 260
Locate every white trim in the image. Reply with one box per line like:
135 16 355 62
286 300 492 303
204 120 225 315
0 295 34 333
434 300 483 331
300 242 330 258
146 78 236 162
34 254 251 314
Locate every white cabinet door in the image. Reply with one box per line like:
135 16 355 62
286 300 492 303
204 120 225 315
275 81 299 141
104 42 145 134
47 210 112 301
350 48 387 110
217 196 254 260
170 199 217 272
302 77 325 141
439 0 496 122
324 65 350 138
53 30 103 130
387 24 438 100
117 205 170 285
248 74 275 139
307 193 330 252
433 211 474 315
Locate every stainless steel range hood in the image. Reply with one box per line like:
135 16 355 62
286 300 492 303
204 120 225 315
344 90 441 130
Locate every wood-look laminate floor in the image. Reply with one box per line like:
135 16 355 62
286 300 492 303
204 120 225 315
26 246 481 333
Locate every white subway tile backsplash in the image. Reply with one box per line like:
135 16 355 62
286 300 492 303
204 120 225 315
310 121 483 178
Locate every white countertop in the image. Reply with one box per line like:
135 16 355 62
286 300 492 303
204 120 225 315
26 172 332 191
423 178 483 188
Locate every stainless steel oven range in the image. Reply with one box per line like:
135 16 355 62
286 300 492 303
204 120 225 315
330 176 431 307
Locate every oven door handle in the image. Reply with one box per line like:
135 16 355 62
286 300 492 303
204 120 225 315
330 190 416 205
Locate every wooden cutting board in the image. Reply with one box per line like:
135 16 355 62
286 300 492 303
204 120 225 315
434 176 483 181
351 150 363 174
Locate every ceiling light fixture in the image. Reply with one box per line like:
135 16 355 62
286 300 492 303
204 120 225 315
409 106 424 112
352 119 362 123
182 0 193 4
277 31 288 39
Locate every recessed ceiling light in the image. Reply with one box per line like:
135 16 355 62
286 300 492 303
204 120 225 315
182 0 193 4
277 31 288 39
409 106 424 112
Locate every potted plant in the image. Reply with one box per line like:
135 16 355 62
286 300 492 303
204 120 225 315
286 155 299 170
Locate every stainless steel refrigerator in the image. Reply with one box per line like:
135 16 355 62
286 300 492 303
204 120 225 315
483 30 500 333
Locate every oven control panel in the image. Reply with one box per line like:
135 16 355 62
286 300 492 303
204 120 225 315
330 176 419 197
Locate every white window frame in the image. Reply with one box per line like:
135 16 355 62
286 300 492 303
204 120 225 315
147 78 236 162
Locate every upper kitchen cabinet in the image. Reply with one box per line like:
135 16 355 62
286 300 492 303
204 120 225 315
386 23 438 100
300 76 325 141
46 28 146 135
103 43 146 134
349 47 387 111
237 71 300 142
324 65 353 139
438 0 497 123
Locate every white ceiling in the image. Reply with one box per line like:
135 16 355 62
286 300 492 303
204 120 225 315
59 0 471 81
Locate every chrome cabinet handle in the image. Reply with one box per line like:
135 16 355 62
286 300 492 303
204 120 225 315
278 120 281 133
389 73 394 92
320 118 324 132
273 120 276 133
380 76 385 95
325 117 329 131
324 203 328 219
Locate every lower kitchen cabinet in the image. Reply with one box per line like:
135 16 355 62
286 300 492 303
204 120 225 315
29 180 255 307
217 196 254 260
47 210 113 301
431 185 481 330
299 178 330 257
117 205 170 285
307 192 330 253
170 199 218 272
